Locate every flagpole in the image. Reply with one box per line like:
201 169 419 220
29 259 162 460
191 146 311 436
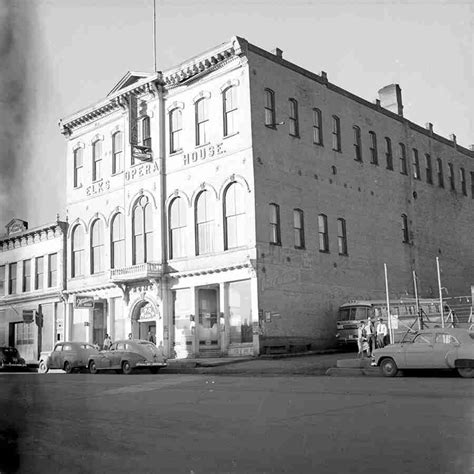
436 257 444 328
153 0 157 72
384 263 393 344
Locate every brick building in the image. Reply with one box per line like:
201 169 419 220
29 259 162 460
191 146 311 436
0 218 68 363
53 36 474 357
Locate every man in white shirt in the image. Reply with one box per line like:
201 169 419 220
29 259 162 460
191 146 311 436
376 318 388 348
365 317 376 356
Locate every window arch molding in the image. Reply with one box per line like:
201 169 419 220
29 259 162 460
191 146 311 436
192 91 211 104
219 78 240 92
72 142 85 152
127 190 158 216
106 207 126 227
165 190 191 209
109 125 123 137
190 182 218 209
67 218 88 239
86 213 107 234
89 134 104 146
166 101 184 112
218 174 251 200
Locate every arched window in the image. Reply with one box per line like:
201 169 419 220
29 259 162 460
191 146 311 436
111 213 125 269
72 225 85 277
195 98 209 146
112 131 123 174
92 140 102 181
224 182 246 250
223 86 237 137
132 196 153 264
195 190 214 255
169 108 182 153
169 197 187 259
90 219 105 274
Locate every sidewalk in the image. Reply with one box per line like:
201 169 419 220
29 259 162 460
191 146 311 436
161 350 357 376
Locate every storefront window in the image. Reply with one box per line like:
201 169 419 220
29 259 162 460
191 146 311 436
112 297 126 341
228 280 252 343
173 288 193 358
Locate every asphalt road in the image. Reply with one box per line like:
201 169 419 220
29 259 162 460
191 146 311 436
0 373 472 474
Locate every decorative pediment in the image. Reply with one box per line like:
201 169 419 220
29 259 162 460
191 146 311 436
6 219 28 236
107 71 153 97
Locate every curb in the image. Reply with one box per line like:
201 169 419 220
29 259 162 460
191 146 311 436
325 367 382 377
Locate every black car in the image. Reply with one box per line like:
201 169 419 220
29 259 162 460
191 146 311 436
0 347 27 371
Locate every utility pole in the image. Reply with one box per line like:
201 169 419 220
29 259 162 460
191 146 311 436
436 257 445 328
413 271 421 330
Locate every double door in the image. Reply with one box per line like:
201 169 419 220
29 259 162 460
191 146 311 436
197 289 220 349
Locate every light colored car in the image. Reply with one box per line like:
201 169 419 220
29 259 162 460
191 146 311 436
372 328 474 378
39 342 100 374
87 339 167 375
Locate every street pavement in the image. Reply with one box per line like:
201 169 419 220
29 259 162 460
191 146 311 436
0 370 472 474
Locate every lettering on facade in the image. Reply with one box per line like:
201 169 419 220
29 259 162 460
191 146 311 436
75 295 95 308
182 143 225 167
86 179 110 196
125 161 159 182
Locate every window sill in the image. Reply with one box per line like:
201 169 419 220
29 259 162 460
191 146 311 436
111 170 124 176
332 149 342 154
289 134 300 139
269 242 281 247
294 246 305 250
223 131 239 140
73 184 83 190
319 250 330 254
265 124 277 130
170 149 183 157
338 253 349 257
195 142 210 149
313 142 323 147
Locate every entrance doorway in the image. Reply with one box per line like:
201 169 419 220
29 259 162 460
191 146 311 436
197 288 219 349
132 302 160 344
13 322 35 361
92 302 106 347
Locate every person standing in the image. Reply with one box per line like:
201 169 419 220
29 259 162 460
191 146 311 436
103 333 112 350
147 330 156 344
376 318 388 348
357 321 368 358
365 317 376 356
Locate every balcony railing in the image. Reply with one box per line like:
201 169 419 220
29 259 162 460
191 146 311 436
110 262 164 283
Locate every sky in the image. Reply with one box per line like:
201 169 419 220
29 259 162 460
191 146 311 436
0 0 472 230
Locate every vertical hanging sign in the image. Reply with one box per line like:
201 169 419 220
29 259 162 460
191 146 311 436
129 93 138 145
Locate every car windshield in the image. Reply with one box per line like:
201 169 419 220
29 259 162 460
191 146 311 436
2 348 19 356
138 342 160 355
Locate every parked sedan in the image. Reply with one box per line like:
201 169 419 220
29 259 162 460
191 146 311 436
0 347 27 371
88 340 167 374
39 342 100 374
372 328 474 378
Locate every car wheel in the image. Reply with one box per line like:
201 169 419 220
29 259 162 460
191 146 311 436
457 367 474 378
63 361 73 374
122 361 132 375
150 367 160 374
89 360 98 375
380 358 398 377
38 360 49 374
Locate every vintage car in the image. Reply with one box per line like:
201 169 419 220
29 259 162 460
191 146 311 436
39 342 100 374
372 328 474 378
88 339 167 375
0 346 27 371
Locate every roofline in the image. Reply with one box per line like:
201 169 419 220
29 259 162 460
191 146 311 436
0 220 68 244
246 41 473 158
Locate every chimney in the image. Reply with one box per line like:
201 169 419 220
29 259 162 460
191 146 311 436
272 48 283 59
378 84 403 116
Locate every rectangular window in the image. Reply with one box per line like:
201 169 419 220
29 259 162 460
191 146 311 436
369 131 378 165
269 203 281 245
35 256 44 290
425 154 433 184
73 148 83 188
412 148 420 180
170 109 183 154
22 260 31 292
92 140 102 181
293 209 305 249
264 89 276 127
312 108 323 145
385 137 393 170
402 214 409 243
332 116 341 151
460 167 467 195
449 163 455 191
353 126 362 162
141 117 151 148
228 280 253 344
288 99 299 137
8 263 17 295
112 131 123 174
318 214 329 252
195 98 209 146
399 143 407 174
48 253 57 287
437 158 444 187
0 265 5 296
223 86 238 137
337 218 348 255
471 172 474 199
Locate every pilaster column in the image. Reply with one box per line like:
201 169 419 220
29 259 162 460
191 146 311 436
250 275 260 356
219 282 228 354
107 297 114 341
